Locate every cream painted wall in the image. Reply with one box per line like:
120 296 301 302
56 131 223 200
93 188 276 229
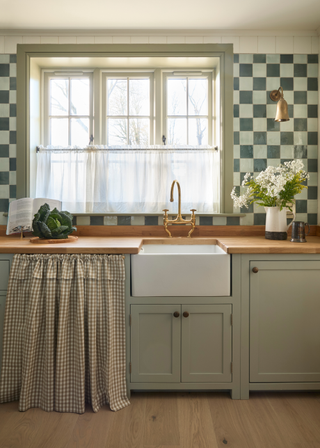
0 31 319 54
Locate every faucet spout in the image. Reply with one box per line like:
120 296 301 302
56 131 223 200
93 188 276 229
170 180 182 219
163 179 197 237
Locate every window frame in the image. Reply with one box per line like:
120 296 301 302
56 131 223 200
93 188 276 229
43 69 214 148
43 71 94 147
162 71 214 146
102 71 154 146
17 43 234 213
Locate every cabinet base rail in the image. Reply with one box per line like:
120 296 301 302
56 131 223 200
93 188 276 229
128 383 241 399
249 382 320 391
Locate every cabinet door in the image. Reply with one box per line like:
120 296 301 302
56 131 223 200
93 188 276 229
0 293 6 375
250 261 320 383
181 305 232 383
0 255 12 376
0 255 13 293
131 305 181 383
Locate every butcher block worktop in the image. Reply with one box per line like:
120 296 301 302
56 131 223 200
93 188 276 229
1 225 320 254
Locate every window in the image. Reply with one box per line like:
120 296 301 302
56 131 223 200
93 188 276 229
164 73 212 146
38 67 219 214
18 44 234 213
44 72 93 146
104 73 153 145
44 70 214 148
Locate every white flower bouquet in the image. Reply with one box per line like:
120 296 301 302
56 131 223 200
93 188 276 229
231 160 309 211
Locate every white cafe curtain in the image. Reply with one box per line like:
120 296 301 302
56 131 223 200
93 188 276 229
35 146 220 214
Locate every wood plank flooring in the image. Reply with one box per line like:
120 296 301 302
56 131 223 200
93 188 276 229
0 392 320 448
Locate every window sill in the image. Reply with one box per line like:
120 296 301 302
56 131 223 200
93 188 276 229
70 213 246 217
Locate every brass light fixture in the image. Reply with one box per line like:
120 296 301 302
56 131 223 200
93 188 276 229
270 86 289 122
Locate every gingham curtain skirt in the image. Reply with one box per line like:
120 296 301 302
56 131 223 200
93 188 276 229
0 254 130 413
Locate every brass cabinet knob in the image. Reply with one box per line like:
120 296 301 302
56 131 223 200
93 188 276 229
183 311 189 318
173 311 180 318
252 267 259 273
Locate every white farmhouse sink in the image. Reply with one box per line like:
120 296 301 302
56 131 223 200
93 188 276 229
131 244 230 297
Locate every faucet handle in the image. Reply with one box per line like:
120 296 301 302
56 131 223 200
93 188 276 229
163 209 169 219
190 209 196 225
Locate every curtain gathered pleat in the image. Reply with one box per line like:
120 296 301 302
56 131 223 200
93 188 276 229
0 254 130 413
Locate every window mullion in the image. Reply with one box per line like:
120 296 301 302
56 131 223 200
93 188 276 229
186 76 189 145
68 77 71 146
127 77 130 145
90 71 95 144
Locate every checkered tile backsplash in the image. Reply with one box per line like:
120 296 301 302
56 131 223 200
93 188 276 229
233 53 318 226
0 53 318 226
0 54 16 225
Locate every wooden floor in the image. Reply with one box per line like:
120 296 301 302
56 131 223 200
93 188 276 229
0 391 320 448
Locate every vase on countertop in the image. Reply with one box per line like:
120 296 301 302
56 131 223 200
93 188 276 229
264 206 295 240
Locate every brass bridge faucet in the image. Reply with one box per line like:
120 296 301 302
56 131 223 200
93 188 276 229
163 180 196 238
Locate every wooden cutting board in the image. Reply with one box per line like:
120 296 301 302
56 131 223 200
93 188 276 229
29 236 78 244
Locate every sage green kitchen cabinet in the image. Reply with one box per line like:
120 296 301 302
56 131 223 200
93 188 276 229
126 254 241 398
240 254 320 399
0 293 6 375
130 303 232 384
0 254 13 375
131 304 181 383
250 260 320 383
0 255 12 293
181 305 232 383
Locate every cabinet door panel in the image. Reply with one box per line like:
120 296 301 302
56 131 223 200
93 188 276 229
181 305 232 383
250 261 320 383
131 305 180 383
0 258 12 292
0 293 6 376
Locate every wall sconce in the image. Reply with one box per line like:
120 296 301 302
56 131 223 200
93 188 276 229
269 87 289 122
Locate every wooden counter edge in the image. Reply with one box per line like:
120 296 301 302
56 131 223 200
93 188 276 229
1 232 320 255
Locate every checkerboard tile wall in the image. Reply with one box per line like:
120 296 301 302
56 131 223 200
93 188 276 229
233 53 318 226
0 53 318 226
0 54 16 225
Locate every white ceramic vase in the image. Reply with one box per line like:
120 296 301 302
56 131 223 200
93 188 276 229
264 206 295 240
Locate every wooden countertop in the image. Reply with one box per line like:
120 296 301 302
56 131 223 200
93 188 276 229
2 234 320 254
0 236 144 254
216 236 320 254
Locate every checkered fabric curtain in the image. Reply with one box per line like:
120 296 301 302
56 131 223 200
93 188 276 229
0 254 130 413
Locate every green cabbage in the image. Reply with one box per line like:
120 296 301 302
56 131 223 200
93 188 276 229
32 203 77 239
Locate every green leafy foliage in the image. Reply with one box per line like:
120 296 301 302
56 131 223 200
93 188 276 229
38 203 50 221
51 225 68 236
231 160 309 211
32 203 77 239
59 212 73 228
46 216 61 231
37 222 53 239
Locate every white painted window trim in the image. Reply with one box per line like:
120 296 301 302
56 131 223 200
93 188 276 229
43 71 94 146
101 71 154 145
43 68 215 147
162 71 214 146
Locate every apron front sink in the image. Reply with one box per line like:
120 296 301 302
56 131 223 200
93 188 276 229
131 244 230 297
